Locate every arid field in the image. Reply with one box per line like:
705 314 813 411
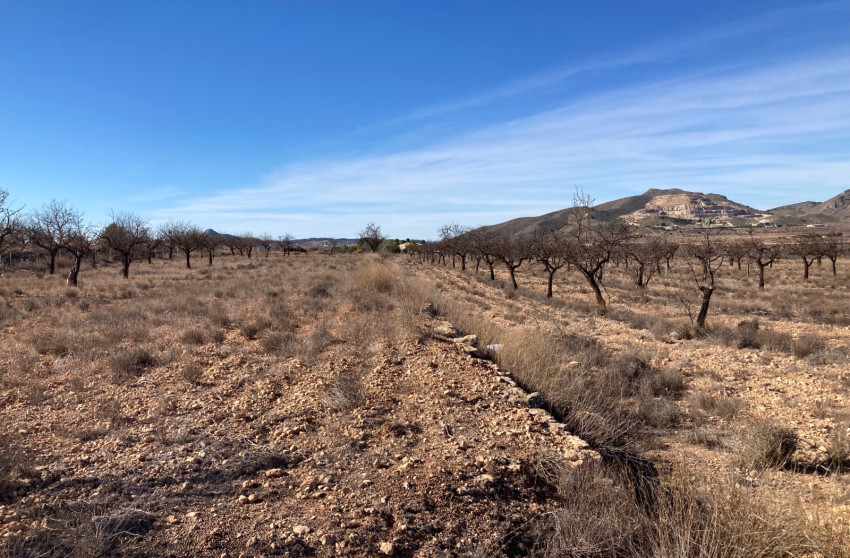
1 242 849 557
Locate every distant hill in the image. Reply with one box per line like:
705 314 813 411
480 188 773 237
771 190 850 221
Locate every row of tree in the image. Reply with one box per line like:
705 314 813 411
406 198 844 328
0 192 300 285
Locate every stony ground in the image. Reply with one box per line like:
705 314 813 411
0 255 595 557
411 255 850 534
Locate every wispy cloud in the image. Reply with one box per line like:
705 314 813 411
157 6 850 238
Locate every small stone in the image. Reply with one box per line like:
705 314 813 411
166 515 180 525
527 392 544 408
237 495 249 505
265 468 285 478
320 533 336 546
293 525 311 535
186 511 200 519
380 541 394 555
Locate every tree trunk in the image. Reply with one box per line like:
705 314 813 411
460 254 466 271
508 266 518 289
66 256 81 286
185 250 192 269
91 250 97 268
49 251 57 275
547 269 555 298
488 262 495 280
583 271 606 308
208 250 214 266
122 255 131 279
168 246 174 260
803 257 810 280
696 286 714 328
831 258 837 275
147 249 153 264
758 264 766 289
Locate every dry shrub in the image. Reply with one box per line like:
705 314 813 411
738 422 798 470
532 461 650 557
323 370 364 412
95 396 124 429
353 263 395 294
653 471 831 558
826 424 850 472
109 347 156 383
240 318 271 340
687 391 744 421
179 361 204 385
496 326 640 450
533 462 841 558
29 329 71 357
793 335 826 358
639 396 680 428
260 331 296 356
180 327 206 345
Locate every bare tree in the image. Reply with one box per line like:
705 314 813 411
199 232 220 266
622 236 666 289
492 234 528 290
239 234 256 258
359 222 385 253
820 235 844 276
258 233 275 258
683 230 725 328
327 237 338 255
788 235 822 280
100 211 149 279
176 224 204 269
746 233 781 289
470 228 498 280
60 206 95 286
0 189 23 260
438 223 472 270
532 229 568 297
157 221 183 260
279 233 294 256
725 237 749 270
27 199 78 275
563 192 633 308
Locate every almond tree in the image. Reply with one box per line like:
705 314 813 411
157 221 183 260
359 222 385 253
438 223 471 270
176 224 204 269
746 233 781 289
563 193 634 308
684 230 725 328
27 199 77 274
279 233 294 256
820 235 844 276
101 211 149 279
61 206 95 286
622 236 666 289
532 228 568 297
470 228 499 280
492 234 528 289
258 233 275 258
199 231 220 266
0 189 22 259
239 234 256 258
788 234 822 280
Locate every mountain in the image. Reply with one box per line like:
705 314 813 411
595 188 768 225
481 188 772 236
771 190 850 220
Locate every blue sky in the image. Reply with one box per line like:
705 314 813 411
1 1 849 239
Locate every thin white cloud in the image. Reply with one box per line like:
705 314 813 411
157 15 850 238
